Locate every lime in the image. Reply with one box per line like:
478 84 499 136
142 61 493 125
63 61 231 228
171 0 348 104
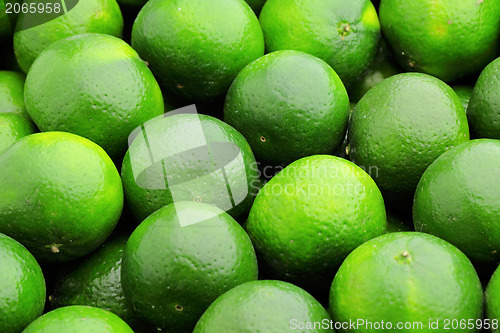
379 0 500 82
467 57 500 140
121 113 260 223
51 235 154 332
24 33 164 160
414 139 500 263
453 85 474 113
193 280 332 333
330 232 483 333
22 306 133 333
0 132 123 262
348 73 469 198
0 233 45 333
121 202 258 331
131 0 264 100
14 0 123 73
486 265 500 333
224 50 349 165
0 113 36 154
0 1 17 40
117 0 147 6
260 0 381 87
0 70 25 115
245 155 386 294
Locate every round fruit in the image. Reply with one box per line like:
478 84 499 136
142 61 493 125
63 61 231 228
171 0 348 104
131 0 264 100
121 202 258 331
0 70 26 115
0 233 45 333
486 265 500 333
467 57 500 139
348 73 469 197
379 0 500 82
414 139 500 263
245 0 266 14
224 50 349 165
330 232 483 333
0 132 123 262
193 280 332 333
0 113 36 154
121 113 260 222
22 306 134 333
245 155 386 294
260 0 381 87
453 85 474 113
51 235 153 332
14 0 123 73
24 33 164 160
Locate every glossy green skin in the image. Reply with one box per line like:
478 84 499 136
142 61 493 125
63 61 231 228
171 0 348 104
224 50 349 165
24 34 164 160
260 0 380 87
132 0 264 101
453 85 474 114
22 306 134 333
245 0 266 14
0 233 45 333
121 202 258 331
467 57 500 140
0 70 25 115
14 0 123 73
193 280 332 333
121 113 260 223
486 265 500 333
0 132 124 262
348 73 469 196
330 232 484 333
51 235 154 332
380 0 500 82
245 155 386 294
414 139 500 263
0 113 36 154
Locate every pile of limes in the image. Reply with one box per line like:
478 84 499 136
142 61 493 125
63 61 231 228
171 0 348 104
0 0 500 332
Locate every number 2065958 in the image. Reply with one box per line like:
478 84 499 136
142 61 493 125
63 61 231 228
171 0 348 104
5 2 62 14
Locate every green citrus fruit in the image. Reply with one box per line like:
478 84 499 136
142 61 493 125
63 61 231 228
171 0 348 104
0 1 17 40
348 73 469 198
0 233 45 333
245 0 266 14
121 113 260 223
121 202 258 331
330 232 483 333
414 139 500 263
22 305 134 333
0 132 123 262
51 235 154 332
14 0 123 73
467 57 500 140
245 155 386 294
0 70 26 115
379 0 500 82
453 85 474 113
193 280 332 333
224 50 349 165
131 0 264 100
260 0 381 87
24 33 164 160
0 113 36 154
486 265 500 333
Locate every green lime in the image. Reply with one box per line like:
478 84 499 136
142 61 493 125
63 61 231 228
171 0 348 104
51 235 154 332
414 139 500 263
348 73 469 198
131 0 264 100
193 280 332 333
245 0 266 14
486 265 500 333
379 0 500 82
0 233 45 333
22 305 134 333
224 50 349 165
24 33 164 160
0 1 17 40
14 0 123 73
453 85 474 113
0 113 36 154
121 113 260 223
467 57 500 140
0 132 123 262
245 155 386 294
260 0 381 87
0 70 26 115
121 202 258 331
330 232 483 333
